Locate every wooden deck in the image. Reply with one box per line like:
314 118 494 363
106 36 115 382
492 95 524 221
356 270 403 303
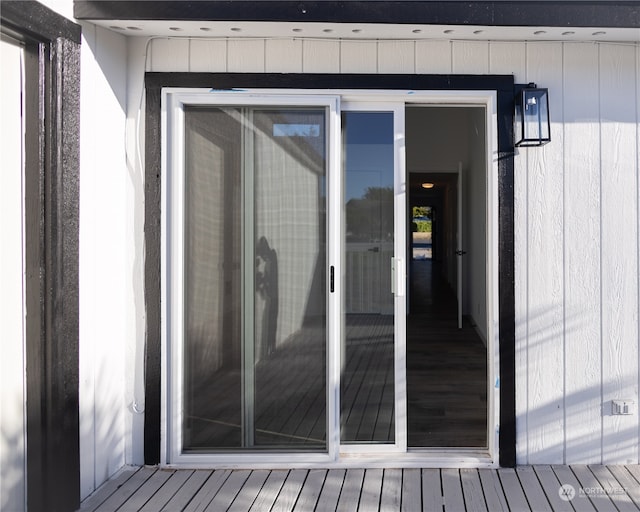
79 465 640 511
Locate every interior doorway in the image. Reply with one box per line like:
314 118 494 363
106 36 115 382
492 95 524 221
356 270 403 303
406 106 488 448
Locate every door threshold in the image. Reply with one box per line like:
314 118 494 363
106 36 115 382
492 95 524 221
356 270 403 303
161 450 497 470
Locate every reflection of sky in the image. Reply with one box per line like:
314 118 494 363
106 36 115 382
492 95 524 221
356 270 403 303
344 112 394 200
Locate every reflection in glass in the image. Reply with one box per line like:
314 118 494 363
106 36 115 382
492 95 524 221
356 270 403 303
341 112 395 443
183 107 327 451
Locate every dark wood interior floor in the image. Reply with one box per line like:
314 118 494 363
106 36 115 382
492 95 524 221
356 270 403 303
407 259 487 447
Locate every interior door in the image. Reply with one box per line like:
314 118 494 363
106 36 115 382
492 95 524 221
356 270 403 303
340 104 406 451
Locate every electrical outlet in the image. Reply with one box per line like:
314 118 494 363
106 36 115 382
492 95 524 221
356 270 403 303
611 400 635 415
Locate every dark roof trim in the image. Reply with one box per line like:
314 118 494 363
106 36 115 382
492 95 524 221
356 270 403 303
74 1 640 29
2 1 81 44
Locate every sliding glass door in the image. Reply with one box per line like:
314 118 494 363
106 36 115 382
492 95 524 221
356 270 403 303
340 105 407 451
165 93 408 461
166 96 339 459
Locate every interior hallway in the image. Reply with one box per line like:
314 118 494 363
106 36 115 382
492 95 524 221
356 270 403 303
407 259 487 447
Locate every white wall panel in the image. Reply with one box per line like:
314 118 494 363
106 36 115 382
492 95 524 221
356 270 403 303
189 39 227 72
562 42 602 464
378 41 415 73
228 39 265 72
415 40 452 74
79 22 129 498
266 39 303 72
599 43 639 464
524 42 565 465
340 40 377 73
0 37 26 512
150 37 189 72
452 41 489 74
125 36 149 470
302 40 340 73
142 37 640 465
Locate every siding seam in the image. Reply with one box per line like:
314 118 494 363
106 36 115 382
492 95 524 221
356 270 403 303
598 41 604 465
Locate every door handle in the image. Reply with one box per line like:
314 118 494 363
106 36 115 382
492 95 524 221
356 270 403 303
391 258 405 297
368 247 380 252
455 250 467 256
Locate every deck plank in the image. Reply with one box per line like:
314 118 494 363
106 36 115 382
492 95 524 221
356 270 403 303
271 469 308 512
139 469 194 512
606 466 640 509
460 469 487 512
497 468 529 512
532 465 574 512
79 466 140 512
158 470 213 512
118 469 174 512
79 465 640 512
551 465 597 512
571 465 618 512
93 467 157 512
204 469 251 511
588 465 639 512
380 469 402 511
402 469 422 512
228 469 270 512
248 470 289 512
183 469 232 512
336 468 365 512
441 469 465 512
516 466 552 512
315 469 346 511
359 468 383 511
477 469 508 512
293 469 327 511
421 468 443 512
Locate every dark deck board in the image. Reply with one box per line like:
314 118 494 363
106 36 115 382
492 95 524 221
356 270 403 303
80 466 640 512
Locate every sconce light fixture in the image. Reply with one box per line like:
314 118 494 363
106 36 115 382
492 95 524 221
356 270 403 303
421 182 435 189
515 83 551 147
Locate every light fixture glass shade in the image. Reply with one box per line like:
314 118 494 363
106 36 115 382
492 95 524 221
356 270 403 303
515 87 551 146
421 182 434 189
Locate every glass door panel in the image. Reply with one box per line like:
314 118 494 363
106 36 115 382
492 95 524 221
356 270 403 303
341 111 396 444
183 106 327 451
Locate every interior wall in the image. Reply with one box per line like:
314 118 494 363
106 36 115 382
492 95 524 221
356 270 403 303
406 106 487 339
465 108 488 342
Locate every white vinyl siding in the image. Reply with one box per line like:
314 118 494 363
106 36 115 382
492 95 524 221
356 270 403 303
131 36 640 467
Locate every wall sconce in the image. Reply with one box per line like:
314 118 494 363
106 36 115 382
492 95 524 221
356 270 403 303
515 83 551 147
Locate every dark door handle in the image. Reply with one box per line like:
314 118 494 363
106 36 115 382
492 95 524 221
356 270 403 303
455 250 467 256
368 247 380 253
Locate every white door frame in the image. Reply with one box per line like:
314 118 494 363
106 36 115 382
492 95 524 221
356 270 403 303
161 88 500 468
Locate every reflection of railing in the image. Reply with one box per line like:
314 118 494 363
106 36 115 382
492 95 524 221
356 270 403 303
346 243 394 314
